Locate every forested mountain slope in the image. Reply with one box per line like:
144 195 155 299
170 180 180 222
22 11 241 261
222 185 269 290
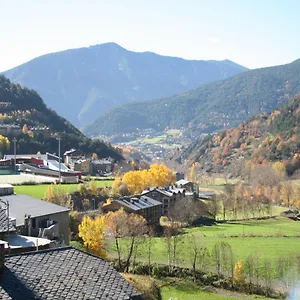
0 75 121 159
173 94 300 176
85 58 300 136
2 42 247 127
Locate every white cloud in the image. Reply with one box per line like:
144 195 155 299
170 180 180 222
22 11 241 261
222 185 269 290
208 37 221 43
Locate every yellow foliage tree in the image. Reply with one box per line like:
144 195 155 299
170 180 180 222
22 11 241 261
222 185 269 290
22 124 29 134
78 215 107 258
120 164 176 194
0 135 10 153
272 161 286 180
233 259 244 284
111 177 129 196
148 164 176 187
188 162 199 182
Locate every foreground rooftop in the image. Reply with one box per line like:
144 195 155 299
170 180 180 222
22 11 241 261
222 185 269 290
0 247 141 299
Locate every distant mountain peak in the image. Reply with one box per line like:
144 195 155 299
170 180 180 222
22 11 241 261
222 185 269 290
2 44 247 128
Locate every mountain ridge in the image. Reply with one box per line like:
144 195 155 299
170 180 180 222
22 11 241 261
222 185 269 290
84 58 300 136
0 75 121 159
2 42 247 127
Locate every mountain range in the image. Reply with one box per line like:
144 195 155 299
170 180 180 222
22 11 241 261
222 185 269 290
85 58 300 136
2 43 247 128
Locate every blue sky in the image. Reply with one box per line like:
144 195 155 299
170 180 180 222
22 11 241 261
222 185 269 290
0 0 299 71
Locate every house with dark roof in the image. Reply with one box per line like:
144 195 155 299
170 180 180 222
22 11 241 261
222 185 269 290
0 201 52 253
0 245 142 299
103 195 162 225
142 187 186 215
0 185 70 245
176 179 199 196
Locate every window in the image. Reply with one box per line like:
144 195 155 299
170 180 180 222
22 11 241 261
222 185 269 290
32 218 36 229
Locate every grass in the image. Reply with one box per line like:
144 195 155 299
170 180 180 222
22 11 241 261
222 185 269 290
166 129 181 135
122 274 273 300
160 281 272 299
160 282 232 300
109 217 300 279
14 180 113 199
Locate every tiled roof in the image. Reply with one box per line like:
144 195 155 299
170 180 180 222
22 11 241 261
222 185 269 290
176 179 191 186
0 208 16 233
0 247 141 300
114 196 162 211
1 195 70 227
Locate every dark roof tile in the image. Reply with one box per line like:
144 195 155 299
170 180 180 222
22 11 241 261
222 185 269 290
0 247 141 299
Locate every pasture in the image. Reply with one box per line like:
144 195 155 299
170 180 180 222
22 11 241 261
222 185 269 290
109 217 300 279
14 180 114 199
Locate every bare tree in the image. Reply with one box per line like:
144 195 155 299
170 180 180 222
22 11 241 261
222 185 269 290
245 254 254 288
163 224 182 273
123 213 148 272
186 234 202 279
168 198 206 226
213 242 222 276
146 226 155 275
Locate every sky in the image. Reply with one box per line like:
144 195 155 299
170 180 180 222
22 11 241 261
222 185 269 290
0 0 299 72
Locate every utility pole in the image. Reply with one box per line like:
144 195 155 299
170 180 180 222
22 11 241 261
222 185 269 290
13 137 17 174
57 137 61 183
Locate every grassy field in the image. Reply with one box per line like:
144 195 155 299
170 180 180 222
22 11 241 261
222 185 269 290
160 281 272 300
122 274 273 300
14 180 114 199
110 217 300 279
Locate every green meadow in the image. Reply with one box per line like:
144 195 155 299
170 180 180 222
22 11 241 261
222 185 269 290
14 180 114 199
110 217 300 279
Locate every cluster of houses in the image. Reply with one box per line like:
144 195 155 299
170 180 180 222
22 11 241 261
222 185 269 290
0 124 51 137
0 184 141 299
0 150 114 180
103 179 214 226
64 149 113 176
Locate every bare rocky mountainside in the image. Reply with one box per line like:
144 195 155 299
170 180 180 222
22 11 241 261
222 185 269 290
2 42 247 128
85 58 300 136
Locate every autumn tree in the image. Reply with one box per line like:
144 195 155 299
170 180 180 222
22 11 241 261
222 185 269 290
105 209 147 271
168 197 206 225
280 181 294 207
22 124 29 134
120 163 176 195
111 177 129 197
123 213 148 272
0 135 10 154
78 215 107 258
149 164 176 187
44 184 72 208
105 209 128 268
233 259 244 285
69 211 81 240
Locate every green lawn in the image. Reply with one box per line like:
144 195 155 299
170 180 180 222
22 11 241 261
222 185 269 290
160 280 272 300
161 284 232 299
109 217 300 279
14 180 113 199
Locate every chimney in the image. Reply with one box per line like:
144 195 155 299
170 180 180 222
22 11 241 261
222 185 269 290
0 242 5 272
